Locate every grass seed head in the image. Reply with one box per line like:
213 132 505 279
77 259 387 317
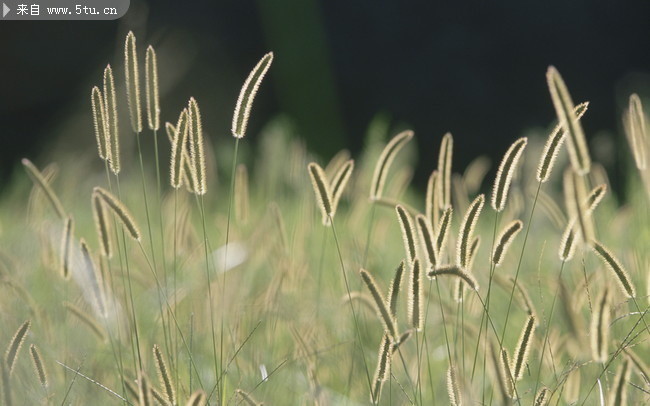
232 52 273 138
547 66 591 175
438 133 453 210
370 130 413 200
124 31 142 133
103 64 120 174
491 137 527 212
457 194 485 268
307 162 333 225
537 101 589 182
145 45 160 131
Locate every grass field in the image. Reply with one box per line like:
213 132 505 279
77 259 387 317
1 32 649 405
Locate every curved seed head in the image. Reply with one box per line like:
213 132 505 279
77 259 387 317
232 52 273 138
370 130 413 200
547 66 591 175
307 162 333 226
491 137 527 212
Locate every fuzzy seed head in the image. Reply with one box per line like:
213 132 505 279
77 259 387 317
396 205 417 264
438 133 453 210
592 241 636 298
232 52 273 138
360 269 398 342
491 137 527 212
103 64 120 174
124 31 142 133
408 259 423 331
511 314 536 381
93 187 141 241
370 130 414 200
145 45 160 131
5 320 30 375
307 162 333 225
537 101 589 182
547 66 591 175
492 219 523 266
457 194 485 268
590 287 610 363
91 86 110 161
188 97 206 195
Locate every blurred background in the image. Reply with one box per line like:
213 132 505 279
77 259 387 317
1 0 650 194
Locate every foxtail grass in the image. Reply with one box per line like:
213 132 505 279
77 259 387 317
534 387 550 406
92 194 112 258
428 265 479 292
329 159 354 217
153 344 175 406
625 94 647 170
436 207 453 256
511 314 535 381
416 214 438 269
103 64 120 174
125 31 142 133
5 320 30 375
492 219 523 266
60 216 74 279
369 130 413 200
93 187 141 241
188 98 206 195
537 102 589 182
232 52 274 139
591 241 635 298
371 334 391 404
307 162 333 225
91 86 109 161
608 360 631 406
21 158 66 219
438 133 453 209
360 269 398 342
408 259 423 331
145 45 160 131
426 170 440 227
547 66 591 175
491 137 527 212
387 261 405 318
396 204 417 263
457 194 485 269
29 344 47 389
590 287 610 363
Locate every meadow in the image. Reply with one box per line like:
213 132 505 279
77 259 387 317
0 31 649 405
